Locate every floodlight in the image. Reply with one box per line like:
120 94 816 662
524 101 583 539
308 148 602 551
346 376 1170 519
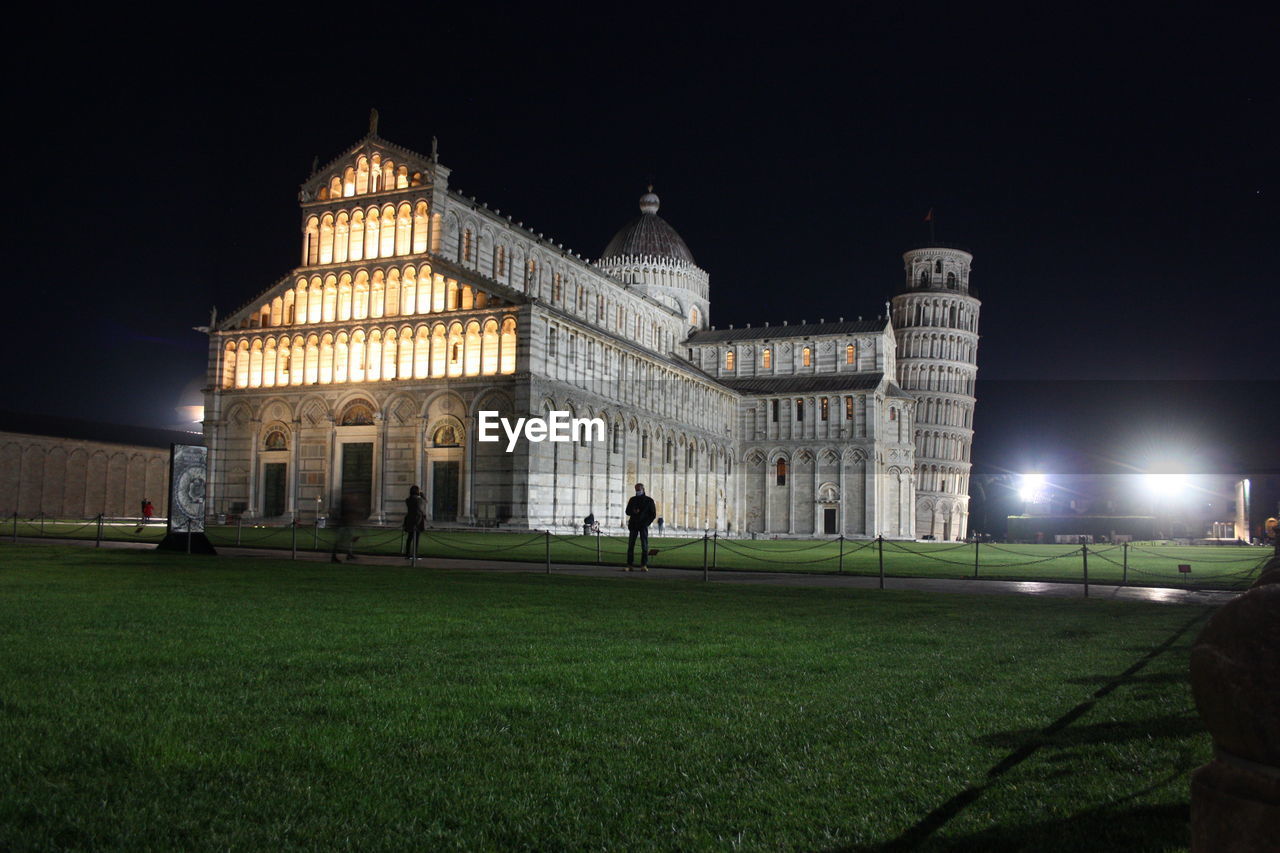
1019 473 1047 503
1143 473 1187 497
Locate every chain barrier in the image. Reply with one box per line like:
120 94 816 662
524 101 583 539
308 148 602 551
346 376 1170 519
718 538 841 554
1127 544 1268 564
423 531 547 554
713 540 840 566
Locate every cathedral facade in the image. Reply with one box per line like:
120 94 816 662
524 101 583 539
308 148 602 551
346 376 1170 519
203 126 979 539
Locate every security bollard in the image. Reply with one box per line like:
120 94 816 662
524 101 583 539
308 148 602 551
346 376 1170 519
96 514 104 548
545 530 551 574
236 515 243 546
291 520 298 561
1082 543 1089 598
838 535 844 573
878 535 885 589
702 533 709 582
1122 541 1128 585
974 539 980 579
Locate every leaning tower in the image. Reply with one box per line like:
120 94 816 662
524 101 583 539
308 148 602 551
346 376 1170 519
890 247 981 540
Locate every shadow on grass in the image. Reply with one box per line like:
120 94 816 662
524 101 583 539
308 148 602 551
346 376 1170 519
919 802 1190 852
831 609 1211 853
973 712 1202 749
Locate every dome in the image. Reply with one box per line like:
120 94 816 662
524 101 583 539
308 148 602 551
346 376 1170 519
600 190 696 265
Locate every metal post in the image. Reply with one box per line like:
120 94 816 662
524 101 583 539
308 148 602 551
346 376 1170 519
973 539 980 579
186 519 192 554
1122 541 1128 585
877 535 884 590
291 520 298 561
11 511 16 544
411 530 418 568
39 513 44 537
236 515 242 546
1082 543 1089 598
545 530 551 574
702 533 709 582
712 531 718 568
313 517 320 551
838 535 844 573
96 513 104 548
596 529 601 566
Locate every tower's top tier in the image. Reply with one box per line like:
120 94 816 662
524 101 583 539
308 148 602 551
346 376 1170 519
901 247 977 298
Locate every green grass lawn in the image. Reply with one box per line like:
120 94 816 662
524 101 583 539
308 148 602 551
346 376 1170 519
11 517 1268 589
0 545 1214 850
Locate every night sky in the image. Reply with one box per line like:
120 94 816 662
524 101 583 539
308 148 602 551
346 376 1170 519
6 7 1277 482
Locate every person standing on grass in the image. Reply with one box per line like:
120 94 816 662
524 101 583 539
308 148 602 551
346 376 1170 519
142 500 154 524
330 492 361 564
403 485 426 560
625 483 656 571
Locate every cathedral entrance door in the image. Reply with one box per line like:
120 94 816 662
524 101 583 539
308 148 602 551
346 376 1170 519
262 463 287 518
432 461 460 522
340 443 373 521
823 507 837 535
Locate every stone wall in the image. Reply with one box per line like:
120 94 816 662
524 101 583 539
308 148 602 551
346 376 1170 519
0 431 170 519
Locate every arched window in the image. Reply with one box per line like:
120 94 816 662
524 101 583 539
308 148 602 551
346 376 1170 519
447 323 464 377
919 271 930 286
338 400 375 426
334 212 349 264
380 205 396 257
349 210 365 261
802 347 812 367
845 396 854 420
762 348 772 369
846 344 855 365
776 459 787 486
464 320 481 375
499 318 517 374
946 272 957 288
263 429 288 451
319 214 334 264
431 325 446 376
414 327 430 378
395 204 411 256
412 202 429 254
724 351 735 371
481 319 499 375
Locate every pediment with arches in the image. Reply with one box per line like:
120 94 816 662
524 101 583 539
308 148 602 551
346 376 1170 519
300 134 438 201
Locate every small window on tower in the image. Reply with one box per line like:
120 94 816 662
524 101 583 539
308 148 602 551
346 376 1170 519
776 459 787 486
762 348 772 369
947 272 957 288
725 351 735 371
845 396 854 420
802 347 812 367
935 260 943 273
821 398 829 421
796 399 804 421
846 344 855 365
771 399 779 422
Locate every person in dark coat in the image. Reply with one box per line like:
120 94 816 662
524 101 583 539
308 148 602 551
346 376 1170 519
330 492 362 563
403 485 427 559
625 482 657 571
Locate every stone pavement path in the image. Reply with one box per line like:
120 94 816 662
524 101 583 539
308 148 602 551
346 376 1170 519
7 536 1239 607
